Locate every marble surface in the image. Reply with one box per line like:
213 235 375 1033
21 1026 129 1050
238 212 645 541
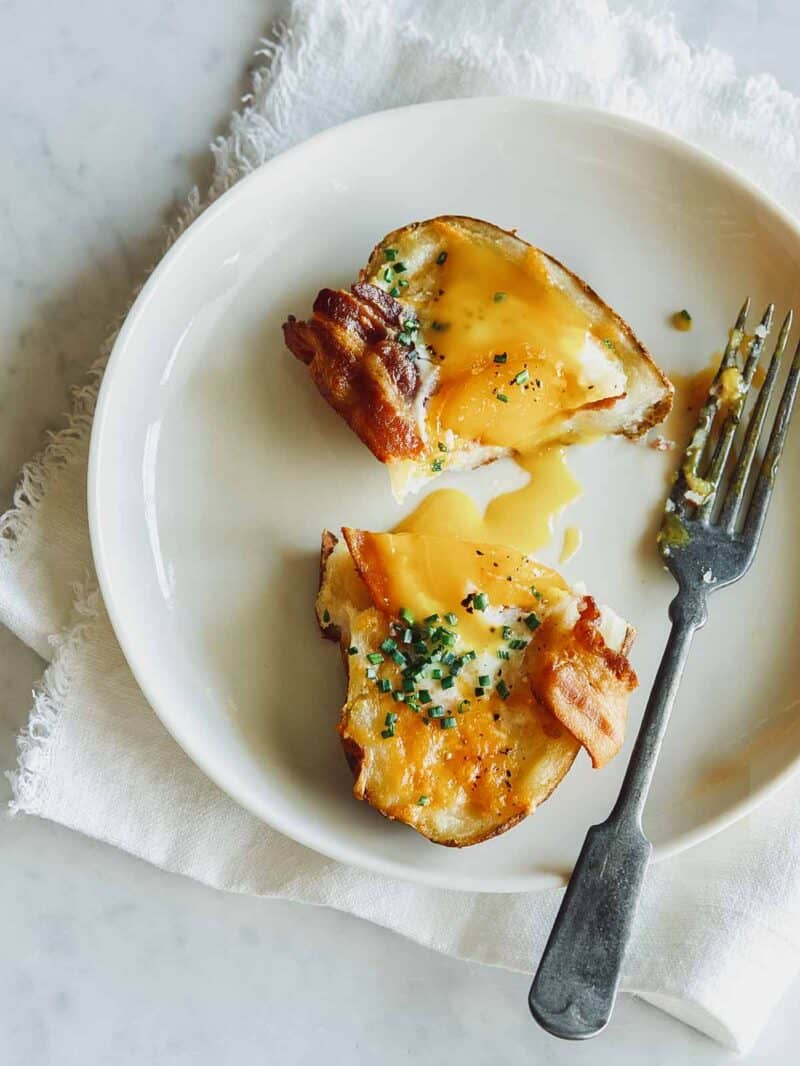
2 2 800 1062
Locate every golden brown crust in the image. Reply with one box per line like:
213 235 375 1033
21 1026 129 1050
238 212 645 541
536 245 673 439
526 597 638 769
283 283 424 461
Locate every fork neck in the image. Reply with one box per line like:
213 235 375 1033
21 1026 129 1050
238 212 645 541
669 587 709 632
609 591 707 828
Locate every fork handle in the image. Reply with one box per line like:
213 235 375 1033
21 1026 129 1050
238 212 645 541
529 598 706 1039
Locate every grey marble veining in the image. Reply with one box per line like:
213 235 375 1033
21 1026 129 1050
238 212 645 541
1 2 799 1063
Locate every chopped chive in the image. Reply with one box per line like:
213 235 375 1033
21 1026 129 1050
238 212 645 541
392 690 406 703
383 268 393 282
478 675 491 688
437 441 448 453
385 711 398 726
384 248 397 261
508 638 528 651
428 705 445 719
512 369 530 386
473 592 489 612
401 628 413 644
524 613 541 632
322 609 331 623
498 650 510 661
424 613 440 624
381 728 395 739
531 587 543 600
418 689 432 704
380 637 397 653
390 286 401 298
394 262 407 273
436 251 448 265
398 278 409 288
496 393 509 403
445 612 458 625
399 607 415 625
397 331 412 345
417 794 430 805
407 699 420 712
431 668 443 680
347 646 358 656
366 666 378 679
402 678 415 693
391 650 408 666
441 651 456 666
496 679 510 700
502 625 513 640
441 676 455 690
378 678 391 693
463 650 478 662
367 652 384 665
441 716 457 729
431 457 444 472
439 630 456 647
493 352 508 364
493 291 507 302
458 699 471 714
413 640 427 655
474 686 485 697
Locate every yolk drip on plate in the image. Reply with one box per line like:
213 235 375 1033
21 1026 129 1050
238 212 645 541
385 219 634 554
395 446 582 556
560 525 583 563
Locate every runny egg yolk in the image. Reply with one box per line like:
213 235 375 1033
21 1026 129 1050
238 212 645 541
418 221 625 451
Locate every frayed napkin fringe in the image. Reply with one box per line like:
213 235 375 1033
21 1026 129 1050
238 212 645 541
0 361 103 562
0 19 297 572
7 583 103 815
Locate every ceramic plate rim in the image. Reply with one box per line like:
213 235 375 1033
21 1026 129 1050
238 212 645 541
89 97 800 892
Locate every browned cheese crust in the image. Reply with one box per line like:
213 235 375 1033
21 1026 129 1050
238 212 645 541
317 530 639 846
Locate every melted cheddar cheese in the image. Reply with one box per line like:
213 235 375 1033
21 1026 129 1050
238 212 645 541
338 530 578 842
319 529 636 846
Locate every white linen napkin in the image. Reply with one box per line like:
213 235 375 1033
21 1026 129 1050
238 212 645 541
4 0 800 1051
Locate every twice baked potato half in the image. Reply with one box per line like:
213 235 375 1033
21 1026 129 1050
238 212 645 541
285 216 673 498
318 528 638 847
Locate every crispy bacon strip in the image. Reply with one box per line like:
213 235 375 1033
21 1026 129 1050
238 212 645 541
527 597 638 768
283 283 424 461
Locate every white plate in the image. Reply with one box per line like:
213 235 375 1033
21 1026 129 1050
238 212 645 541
89 99 800 892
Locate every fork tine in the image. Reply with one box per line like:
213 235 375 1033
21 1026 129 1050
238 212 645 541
720 310 793 533
667 297 750 515
698 304 774 522
742 334 800 547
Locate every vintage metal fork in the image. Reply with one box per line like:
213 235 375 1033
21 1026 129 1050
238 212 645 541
529 298 800 1040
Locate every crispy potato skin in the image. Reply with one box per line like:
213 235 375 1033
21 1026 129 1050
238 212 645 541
284 216 674 480
318 530 638 847
283 283 424 461
362 215 674 441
